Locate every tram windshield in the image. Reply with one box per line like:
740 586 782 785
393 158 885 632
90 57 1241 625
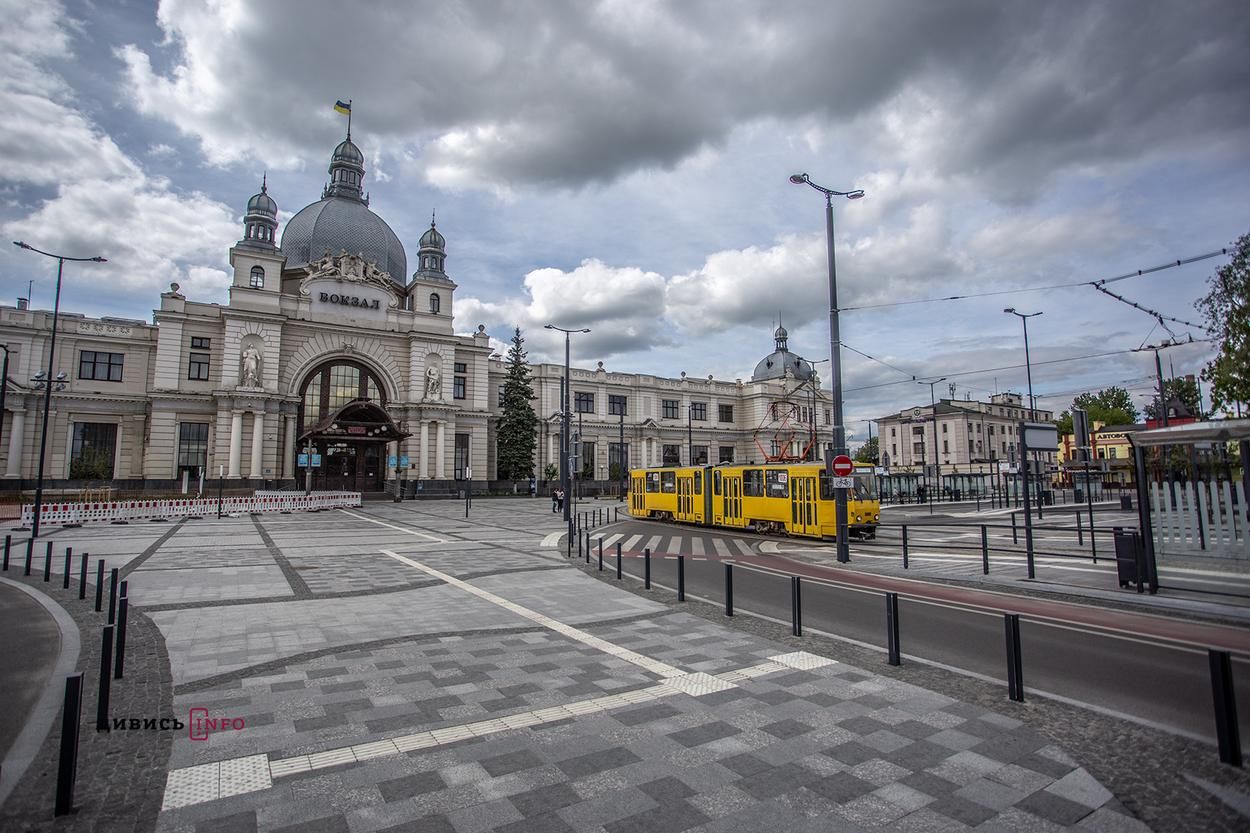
819 471 879 501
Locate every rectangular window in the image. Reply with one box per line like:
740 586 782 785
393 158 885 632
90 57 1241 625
942 423 948 433
693 470 703 495
690 402 707 421
765 469 789 497
912 426 924 436
579 441 595 478
914 442 925 455
188 345 210 380
660 470 676 493
718 404 733 423
892 443 897 457
662 443 680 465
575 392 595 413
453 376 466 400
662 399 678 419
78 350 124 382
1109 447 1117 459
824 408 831 425
177 422 209 476
608 442 629 478
743 469 764 497
454 362 467 374
943 440 949 453
890 427 897 437
646 471 661 493
608 394 627 416
691 445 708 465
718 446 735 463
454 433 470 479
70 422 117 479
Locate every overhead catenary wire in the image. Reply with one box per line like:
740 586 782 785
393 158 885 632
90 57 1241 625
839 248 1228 312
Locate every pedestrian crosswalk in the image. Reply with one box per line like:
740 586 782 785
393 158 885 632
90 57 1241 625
544 530 757 558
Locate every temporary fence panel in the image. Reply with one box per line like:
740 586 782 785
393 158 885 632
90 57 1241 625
1150 479 1247 559
19 492 362 528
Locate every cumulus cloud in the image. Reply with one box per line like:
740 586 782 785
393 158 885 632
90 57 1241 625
0 0 238 308
114 1 1249 197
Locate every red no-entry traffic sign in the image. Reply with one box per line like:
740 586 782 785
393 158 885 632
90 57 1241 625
831 455 854 476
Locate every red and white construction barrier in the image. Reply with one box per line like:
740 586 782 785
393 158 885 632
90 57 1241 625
18 492 362 527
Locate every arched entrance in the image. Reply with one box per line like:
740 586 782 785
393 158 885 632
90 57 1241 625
297 360 407 492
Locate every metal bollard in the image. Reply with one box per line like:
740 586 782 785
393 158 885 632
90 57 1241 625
902 525 909 569
1076 511 1084 546
44 540 53 582
1012 512 1019 545
1210 649 1242 767
114 595 129 679
791 576 802 636
578 528 583 559
1004 613 1024 702
886 592 901 666
724 563 734 617
108 568 119 624
567 522 573 558
677 555 685 601
55 672 84 815
598 538 603 571
981 526 989 575
2 534 9 571
94 560 105 611
644 548 651 589
585 531 591 564
25 538 34 575
63 546 72 589
96 625 114 731
616 542 622 579
79 553 88 599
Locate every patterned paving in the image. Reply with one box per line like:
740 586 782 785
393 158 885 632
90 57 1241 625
82 500 1146 833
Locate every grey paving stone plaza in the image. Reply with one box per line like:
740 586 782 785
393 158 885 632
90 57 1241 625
0 498 1198 832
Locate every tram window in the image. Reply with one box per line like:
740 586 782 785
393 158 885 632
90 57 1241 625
713 471 722 496
765 469 789 497
742 469 764 497
661 471 676 493
694 471 702 495
646 471 661 493
819 472 834 501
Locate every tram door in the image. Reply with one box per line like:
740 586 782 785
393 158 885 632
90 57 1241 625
676 473 692 522
790 473 819 536
722 472 744 528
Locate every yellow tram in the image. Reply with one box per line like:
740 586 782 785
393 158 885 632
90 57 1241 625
628 462 880 540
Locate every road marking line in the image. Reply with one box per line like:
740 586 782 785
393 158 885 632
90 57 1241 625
691 538 706 556
713 539 731 558
623 534 643 550
759 542 780 554
600 533 623 548
644 535 662 552
666 537 682 554
336 509 447 543
733 540 754 556
540 531 564 548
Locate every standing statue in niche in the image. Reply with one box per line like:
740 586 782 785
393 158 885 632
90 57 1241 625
240 345 263 387
424 365 441 399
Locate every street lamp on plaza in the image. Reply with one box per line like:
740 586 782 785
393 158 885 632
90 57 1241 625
13 241 107 539
1004 308 1043 517
544 323 590 523
790 173 863 564
917 377 946 514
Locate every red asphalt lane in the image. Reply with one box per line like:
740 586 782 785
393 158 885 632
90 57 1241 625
605 547 1250 654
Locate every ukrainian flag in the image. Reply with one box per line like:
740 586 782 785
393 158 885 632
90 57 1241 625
334 100 352 115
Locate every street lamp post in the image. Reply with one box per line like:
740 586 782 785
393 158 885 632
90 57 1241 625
1004 308 1043 518
0 344 10 458
918 377 947 514
13 241 106 539
687 403 693 466
545 324 589 523
618 407 626 500
790 174 863 564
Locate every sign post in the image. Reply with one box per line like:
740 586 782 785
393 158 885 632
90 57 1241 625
1020 422 1058 579
829 454 854 560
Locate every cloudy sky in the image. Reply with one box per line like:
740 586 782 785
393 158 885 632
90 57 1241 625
2 0 1247 443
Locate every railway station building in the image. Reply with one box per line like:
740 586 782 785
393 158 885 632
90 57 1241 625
0 134 834 494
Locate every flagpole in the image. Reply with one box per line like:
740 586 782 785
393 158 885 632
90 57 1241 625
347 99 352 140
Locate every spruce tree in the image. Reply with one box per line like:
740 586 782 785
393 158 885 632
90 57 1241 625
496 327 539 480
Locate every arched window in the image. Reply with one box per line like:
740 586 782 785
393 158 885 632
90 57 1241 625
297 360 386 435
249 265 265 288
429 293 440 314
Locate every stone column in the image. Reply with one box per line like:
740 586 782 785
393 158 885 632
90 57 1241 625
249 410 265 479
435 421 446 479
5 410 24 477
228 410 243 477
282 416 296 479
419 420 430 479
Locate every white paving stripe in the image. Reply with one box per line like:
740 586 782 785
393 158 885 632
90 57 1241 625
378 549 684 678
713 539 731 558
159 652 838 810
623 534 643 550
335 509 448 543
691 538 706 556
644 535 662 553
599 533 624 548
540 531 564 548
666 537 682 554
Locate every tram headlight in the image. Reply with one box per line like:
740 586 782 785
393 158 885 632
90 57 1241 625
855 514 862 523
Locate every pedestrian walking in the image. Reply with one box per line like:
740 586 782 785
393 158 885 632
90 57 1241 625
551 487 559 513
556 488 565 513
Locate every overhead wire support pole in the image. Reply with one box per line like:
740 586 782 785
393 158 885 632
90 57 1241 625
790 174 864 565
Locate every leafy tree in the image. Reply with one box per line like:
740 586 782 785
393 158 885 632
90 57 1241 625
1143 376 1202 421
1054 386 1137 435
542 463 558 482
1196 230 1250 413
853 436 879 464
495 328 538 480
